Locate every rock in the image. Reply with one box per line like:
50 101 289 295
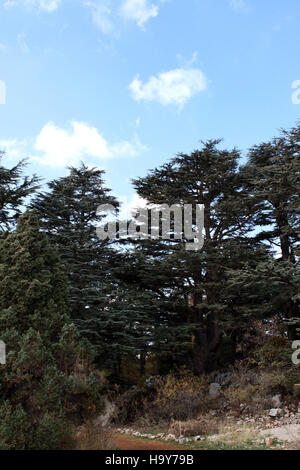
178 438 185 444
194 435 202 442
209 383 221 397
269 408 282 418
179 437 189 443
207 435 219 442
165 434 176 441
266 437 274 447
271 394 282 408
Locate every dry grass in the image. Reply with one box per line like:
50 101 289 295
74 422 116 450
206 420 260 446
168 418 219 437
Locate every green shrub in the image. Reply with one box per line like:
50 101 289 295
0 402 31 450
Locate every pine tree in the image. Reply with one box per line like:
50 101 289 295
132 140 263 372
244 125 300 261
0 212 102 450
232 125 300 339
30 163 162 378
114 246 196 375
30 163 118 355
0 152 39 231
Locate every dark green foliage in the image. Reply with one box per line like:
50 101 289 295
0 153 39 231
30 163 119 356
1 120 299 417
132 140 264 372
234 125 300 339
30 163 164 375
243 125 299 261
0 212 102 449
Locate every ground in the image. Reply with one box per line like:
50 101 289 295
112 434 187 450
111 423 300 450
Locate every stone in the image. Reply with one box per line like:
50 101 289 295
271 394 282 408
209 383 221 397
269 408 282 418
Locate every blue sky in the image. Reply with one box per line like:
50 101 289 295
0 0 300 208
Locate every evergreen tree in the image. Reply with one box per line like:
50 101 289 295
244 125 300 261
31 163 162 377
114 245 196 375
0 152 39 231
232 125 300 339
30 163 118 355
132 140 263 372
0 212 102 450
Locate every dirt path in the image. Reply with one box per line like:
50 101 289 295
112 433 188 450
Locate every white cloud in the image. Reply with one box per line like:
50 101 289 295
34 0 60 11
84 1 114 34
0 139 29 160
33 121 147 167
3 0 61 11
117 193 150 220
0 122 147 168
129 68 207 107
3 0 161 30
120 0 158 28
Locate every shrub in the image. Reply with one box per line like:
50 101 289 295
75 421 115 450
168 418 219 437
151 367 209 422
0 402 31 450
30 413 72 450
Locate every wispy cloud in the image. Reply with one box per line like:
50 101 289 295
17 33 30 53
176 51 199 69
3 0 61 12
3 0 163 31
84 1 114 34
129 68 207 107
120 0 159 29
84 0 161 33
